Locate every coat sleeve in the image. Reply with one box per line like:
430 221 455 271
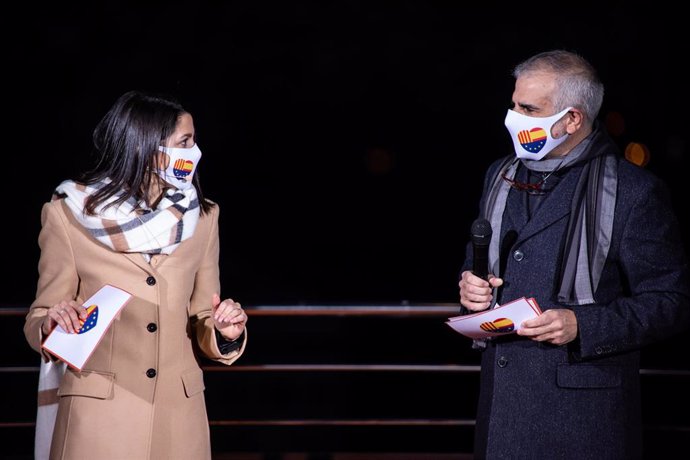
24 201 80 360
572 173 690 359
189 204 247 365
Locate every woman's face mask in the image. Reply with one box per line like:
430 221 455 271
156 144 202 190
504 107 571 160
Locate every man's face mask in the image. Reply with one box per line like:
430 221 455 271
157 144 202 190
504 107 572 160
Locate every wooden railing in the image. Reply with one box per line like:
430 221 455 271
2 305 688 459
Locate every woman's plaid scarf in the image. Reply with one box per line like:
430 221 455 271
54 179 200 258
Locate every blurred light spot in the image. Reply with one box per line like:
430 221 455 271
366 148 394 175
624 142 650 167
604 111 625 137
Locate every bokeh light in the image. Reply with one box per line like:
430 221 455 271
624 142 650 167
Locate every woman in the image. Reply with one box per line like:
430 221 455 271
24 90 248 459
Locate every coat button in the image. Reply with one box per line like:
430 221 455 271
147 323 157 333
497 356 508 368
513 250 524 262
146 368 157 378
146 276 156 286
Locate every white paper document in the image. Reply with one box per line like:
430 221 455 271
42 284 133 371
446 296 542 340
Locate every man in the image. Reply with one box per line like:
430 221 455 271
458 50 690 459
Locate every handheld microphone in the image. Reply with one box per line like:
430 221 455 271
471 218 492 280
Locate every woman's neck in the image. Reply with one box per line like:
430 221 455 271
145 177 171 209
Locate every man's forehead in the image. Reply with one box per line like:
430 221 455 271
513 73 555 106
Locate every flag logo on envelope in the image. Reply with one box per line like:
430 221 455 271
517 127 547 153
78 304 99 334
479 317 514 333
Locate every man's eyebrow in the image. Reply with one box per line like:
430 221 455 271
517 102 539 111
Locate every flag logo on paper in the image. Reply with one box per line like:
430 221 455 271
517 127 547 153
78 304 99 334
479 317 514 333
173 159 194 179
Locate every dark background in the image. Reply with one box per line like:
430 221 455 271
4 2 688 307
2 4 689 457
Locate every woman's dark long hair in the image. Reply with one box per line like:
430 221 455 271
80 90 213 215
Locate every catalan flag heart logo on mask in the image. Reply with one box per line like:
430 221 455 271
517 127 547 153
173 159 195 179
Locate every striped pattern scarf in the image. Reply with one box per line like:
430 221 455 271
55 179 200 258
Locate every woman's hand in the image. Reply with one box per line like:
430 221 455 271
42 300 87 335
212 293 247 341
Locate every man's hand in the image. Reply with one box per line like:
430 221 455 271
459 270 503 312
518 308 578 345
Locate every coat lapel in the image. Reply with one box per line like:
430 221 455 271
507 164 581 246
123 253 155 275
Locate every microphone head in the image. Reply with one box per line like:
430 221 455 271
471 218 492 247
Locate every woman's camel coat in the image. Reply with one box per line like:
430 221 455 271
25 198 246 460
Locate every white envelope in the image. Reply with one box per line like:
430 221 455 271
446 296 542 340
42 284 133 371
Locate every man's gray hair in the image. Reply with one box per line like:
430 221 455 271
513 50 604 124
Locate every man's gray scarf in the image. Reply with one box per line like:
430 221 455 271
483 126 618 305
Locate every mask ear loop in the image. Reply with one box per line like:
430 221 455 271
550 109 574 141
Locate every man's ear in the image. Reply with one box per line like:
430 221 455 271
565 109 585 134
